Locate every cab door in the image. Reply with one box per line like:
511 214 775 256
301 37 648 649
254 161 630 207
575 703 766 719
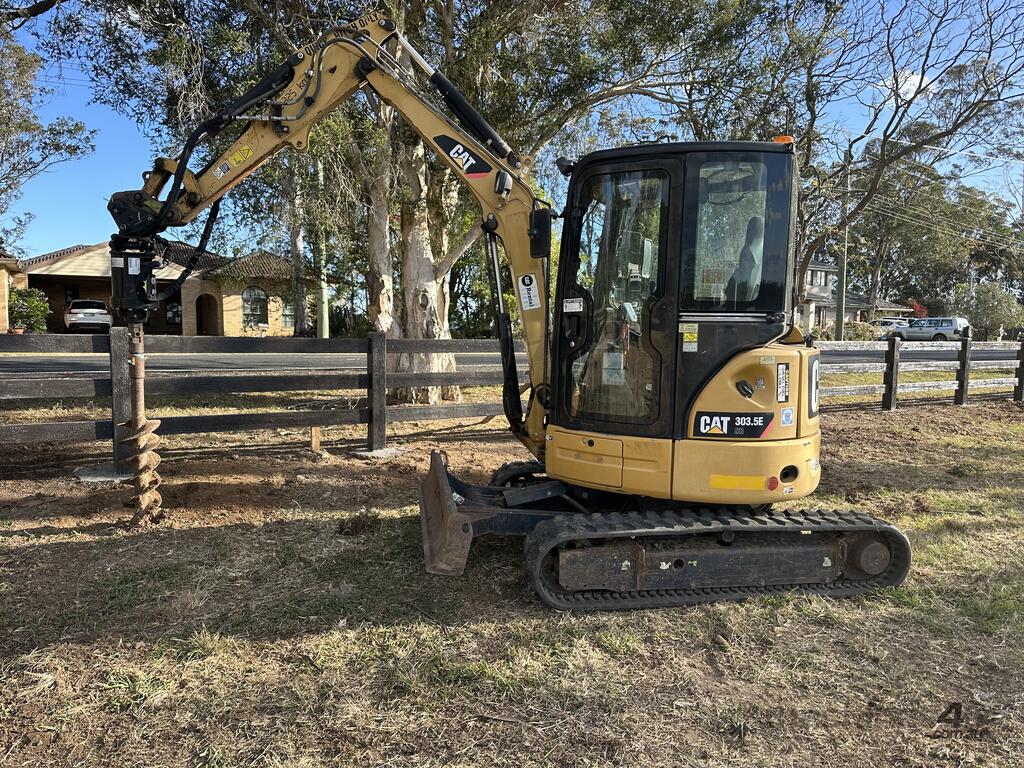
550 160 681 440
673 151 795 436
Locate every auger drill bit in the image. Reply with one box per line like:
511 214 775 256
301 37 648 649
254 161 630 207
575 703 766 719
121 323 162 524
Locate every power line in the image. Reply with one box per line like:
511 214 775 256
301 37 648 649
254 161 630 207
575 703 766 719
834 126 1024 168
864 194 1023 250
863 202 1024 254
853 176 1020 230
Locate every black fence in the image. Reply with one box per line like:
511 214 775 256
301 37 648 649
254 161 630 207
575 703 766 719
1 332 1022 466
0 331 526 466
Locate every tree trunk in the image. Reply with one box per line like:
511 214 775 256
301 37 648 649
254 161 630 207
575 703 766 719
289 192 308 335
312 226 329 338
396 138 459 404
366 155 398 337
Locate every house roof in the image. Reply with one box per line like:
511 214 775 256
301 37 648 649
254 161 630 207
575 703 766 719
203 250 309 281
20 240 307 285
808 258 838 271
19 241 185 280
19 244 92 269
813 289 912 313
160 241 229 273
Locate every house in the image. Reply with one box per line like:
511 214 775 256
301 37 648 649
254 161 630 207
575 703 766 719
797 259 912 331
0 250 28 333
13 240 309 336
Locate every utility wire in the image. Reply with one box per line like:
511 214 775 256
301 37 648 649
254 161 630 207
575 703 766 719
834 126 1024 167
863 202 1024 254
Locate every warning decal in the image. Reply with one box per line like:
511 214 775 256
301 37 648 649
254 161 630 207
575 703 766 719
518 274 542 311
777 363 790 403
679 322 699 352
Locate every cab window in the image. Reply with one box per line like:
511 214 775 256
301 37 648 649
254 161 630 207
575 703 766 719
681 153 792 313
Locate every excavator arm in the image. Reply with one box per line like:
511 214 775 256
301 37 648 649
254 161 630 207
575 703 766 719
108 10 551 455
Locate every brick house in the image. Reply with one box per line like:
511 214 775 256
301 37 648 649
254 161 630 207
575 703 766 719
0 251 28 333
9 241 308 336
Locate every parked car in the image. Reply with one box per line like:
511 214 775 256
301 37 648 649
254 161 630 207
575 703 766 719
64 299 114 332
870 317 909 328
889 316 969 341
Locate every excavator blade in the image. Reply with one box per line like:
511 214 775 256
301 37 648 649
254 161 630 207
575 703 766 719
419 450 476 575
419 451 560 576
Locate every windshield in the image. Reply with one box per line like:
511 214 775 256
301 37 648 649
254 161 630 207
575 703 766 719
70 300 107 310
681 153 793 313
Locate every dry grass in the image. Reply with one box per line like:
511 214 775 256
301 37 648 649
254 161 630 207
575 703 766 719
1 398 1023 767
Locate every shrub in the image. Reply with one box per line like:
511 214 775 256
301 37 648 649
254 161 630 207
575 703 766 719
814 320 879 341
8 287 49 332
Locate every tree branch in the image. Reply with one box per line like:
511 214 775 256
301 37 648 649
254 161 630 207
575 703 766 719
434 224 481 278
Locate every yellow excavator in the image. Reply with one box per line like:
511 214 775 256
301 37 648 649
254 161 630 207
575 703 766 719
108 10 910 610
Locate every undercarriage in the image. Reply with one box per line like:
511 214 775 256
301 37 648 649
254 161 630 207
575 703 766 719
420 451 912 611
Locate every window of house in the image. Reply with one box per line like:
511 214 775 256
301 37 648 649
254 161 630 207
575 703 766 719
242 287 269 326
281 298 295 328
166 301 182 325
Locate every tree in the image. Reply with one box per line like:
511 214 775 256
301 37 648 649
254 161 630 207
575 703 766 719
950 281 1024 339
789 0 1024 302
0 35 94 241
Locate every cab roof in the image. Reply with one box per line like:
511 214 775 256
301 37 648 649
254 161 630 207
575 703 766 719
575 140 795 170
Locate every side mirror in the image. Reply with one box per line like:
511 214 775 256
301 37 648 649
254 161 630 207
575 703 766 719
529 208 554 259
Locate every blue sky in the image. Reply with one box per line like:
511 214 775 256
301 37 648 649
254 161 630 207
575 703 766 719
10 61 156 255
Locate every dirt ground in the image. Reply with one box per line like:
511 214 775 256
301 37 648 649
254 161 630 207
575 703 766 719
1 401 1023 767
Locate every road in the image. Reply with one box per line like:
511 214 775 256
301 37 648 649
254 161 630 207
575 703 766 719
0 347 1017 375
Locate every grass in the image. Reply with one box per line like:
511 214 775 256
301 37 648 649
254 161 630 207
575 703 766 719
0 398 1023 766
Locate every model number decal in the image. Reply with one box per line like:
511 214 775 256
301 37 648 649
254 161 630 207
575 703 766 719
695 411 775 439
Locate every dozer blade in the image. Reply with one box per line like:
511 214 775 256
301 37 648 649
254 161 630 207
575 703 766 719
419 451 560 576
419 450 476 575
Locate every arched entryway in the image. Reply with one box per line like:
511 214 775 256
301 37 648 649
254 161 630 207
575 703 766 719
195 294 219 335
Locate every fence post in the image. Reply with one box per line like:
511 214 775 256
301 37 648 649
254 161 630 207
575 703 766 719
882 335 900 411
1014 337 1024 403
367 331 387 451
108 327 132 473
954 327 972 406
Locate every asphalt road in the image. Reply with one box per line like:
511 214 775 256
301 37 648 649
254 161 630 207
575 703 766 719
0 347 1017 375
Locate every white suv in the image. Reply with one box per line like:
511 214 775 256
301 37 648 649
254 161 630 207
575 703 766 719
64 299 114 332
890 317 968 341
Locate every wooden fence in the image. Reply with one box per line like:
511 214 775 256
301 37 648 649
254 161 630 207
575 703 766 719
1 332 1022 467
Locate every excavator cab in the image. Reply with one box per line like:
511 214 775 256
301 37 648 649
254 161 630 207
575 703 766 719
544 143 812 502
421 140 911 608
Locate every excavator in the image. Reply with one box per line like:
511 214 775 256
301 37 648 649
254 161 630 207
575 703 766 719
107 10 911 610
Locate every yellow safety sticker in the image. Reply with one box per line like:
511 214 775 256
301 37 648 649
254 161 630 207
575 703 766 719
709 474 766 491
229 144 254 167
679 322 698 352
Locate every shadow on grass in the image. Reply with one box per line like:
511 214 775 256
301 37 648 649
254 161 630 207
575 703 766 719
0 513 539 657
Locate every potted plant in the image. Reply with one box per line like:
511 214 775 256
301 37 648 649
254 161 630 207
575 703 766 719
8 287 50 333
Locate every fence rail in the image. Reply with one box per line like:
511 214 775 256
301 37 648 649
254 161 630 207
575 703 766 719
1 332 1022 462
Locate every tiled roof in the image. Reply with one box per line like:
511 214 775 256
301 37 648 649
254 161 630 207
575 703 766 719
204 250 308 281
19 243 92 268
18 240 228 273
160 241 229 273
808 258 838 270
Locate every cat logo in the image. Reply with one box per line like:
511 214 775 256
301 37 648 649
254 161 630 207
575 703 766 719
448 143 477 172
434 135 492 178
699 415 731 435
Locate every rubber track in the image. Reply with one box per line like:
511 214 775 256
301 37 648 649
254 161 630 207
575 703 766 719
524 507 912 611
